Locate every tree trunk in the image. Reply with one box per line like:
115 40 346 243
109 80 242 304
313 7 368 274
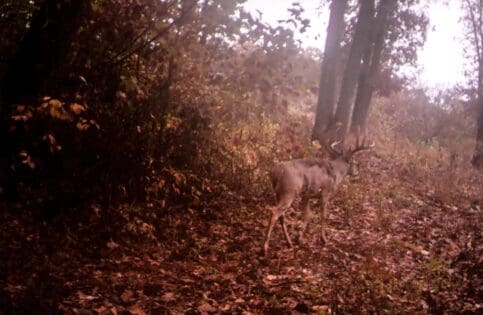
352 0 397 131
352 42 373 131
312 0 348 143
468 0 483 169
333 0 375 138
1 0 86 108
472 60 483 169
473 98 483 169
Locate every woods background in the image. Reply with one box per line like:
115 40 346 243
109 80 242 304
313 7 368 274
0 0 482 314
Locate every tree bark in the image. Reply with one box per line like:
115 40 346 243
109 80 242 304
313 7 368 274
333 0 375 138
472 55 483 169
473 96 483 169
352 42 373 131
312 0 348 144
468 0 483 169
352 0 397 131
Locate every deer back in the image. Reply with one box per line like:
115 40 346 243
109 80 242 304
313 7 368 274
270 158 348 198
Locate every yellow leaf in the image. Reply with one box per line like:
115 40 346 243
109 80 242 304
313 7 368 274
70 103 86 115
128 303 146 315
48 99 62 108
76 122 90 131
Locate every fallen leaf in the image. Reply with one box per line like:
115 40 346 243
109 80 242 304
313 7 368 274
120 290 134 303
107 239 120 249
128 303 146 315
197 302 216 313
94 305 108 314
70 103 86 115
77 291 97 301
161 292 176 302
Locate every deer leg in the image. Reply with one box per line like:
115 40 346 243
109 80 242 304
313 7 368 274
280 215 293 248
263 207 283 256
298 195 311 243
263 196 293 256
320 191 330 244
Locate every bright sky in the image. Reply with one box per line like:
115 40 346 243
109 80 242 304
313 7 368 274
244 0 467 92
417 1 466 90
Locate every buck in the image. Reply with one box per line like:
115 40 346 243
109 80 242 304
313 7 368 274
263 133 374 256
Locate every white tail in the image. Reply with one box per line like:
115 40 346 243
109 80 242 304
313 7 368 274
263 131 374 256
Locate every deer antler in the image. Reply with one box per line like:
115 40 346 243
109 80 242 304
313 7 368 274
351 127 375 155
324 140 343 157
323 123 345 157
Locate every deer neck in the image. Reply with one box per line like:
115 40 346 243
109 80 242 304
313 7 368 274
329 158 351 185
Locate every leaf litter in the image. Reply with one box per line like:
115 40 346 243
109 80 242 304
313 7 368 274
0 155 481 314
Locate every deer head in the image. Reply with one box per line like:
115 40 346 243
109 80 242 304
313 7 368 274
326 128 375 161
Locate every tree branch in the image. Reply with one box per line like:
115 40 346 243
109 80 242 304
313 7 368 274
112 0 197 67
465 0 482 70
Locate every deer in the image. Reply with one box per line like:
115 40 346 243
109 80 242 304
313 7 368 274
262 131 374 256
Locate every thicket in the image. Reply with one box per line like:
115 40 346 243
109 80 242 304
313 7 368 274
0 1 321 216
0 1 480 221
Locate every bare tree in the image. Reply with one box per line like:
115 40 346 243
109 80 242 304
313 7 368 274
464 0 483 168
312 0 427 142
476 97 483 169
351 0 397 131
312 0 348 143
332 0 375 137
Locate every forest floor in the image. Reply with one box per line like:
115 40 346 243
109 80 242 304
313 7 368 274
1 155 482 314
